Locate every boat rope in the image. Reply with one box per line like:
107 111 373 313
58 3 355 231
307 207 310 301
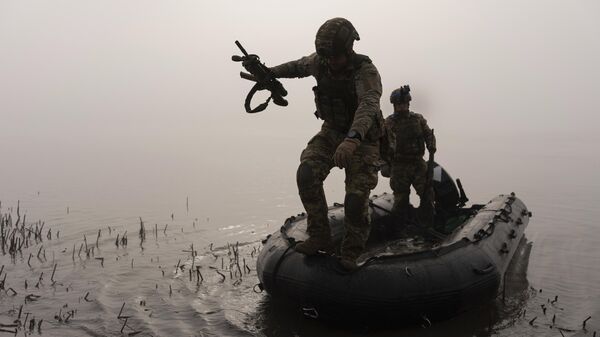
280 224 296 246
474 196 519 242
271 243 296 288
473 221 495 242
302 307 319 319
421 314 432 328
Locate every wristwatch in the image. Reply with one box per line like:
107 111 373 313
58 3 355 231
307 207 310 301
347 130 362 141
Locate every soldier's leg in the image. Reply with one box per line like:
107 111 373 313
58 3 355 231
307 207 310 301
413 159 436 230
389 161 412 215
295 129 340 255
413 159 434 208
339 143 379 268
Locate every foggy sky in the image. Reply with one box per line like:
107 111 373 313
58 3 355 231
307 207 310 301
1 0 599 202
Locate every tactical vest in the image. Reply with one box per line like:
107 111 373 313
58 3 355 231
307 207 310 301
312 54 371 134
389 111 426 158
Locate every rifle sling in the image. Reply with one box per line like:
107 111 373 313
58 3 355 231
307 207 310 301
245 82 272 113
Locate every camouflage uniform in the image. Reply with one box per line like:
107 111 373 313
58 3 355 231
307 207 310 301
384 111 436 213
270 52 384 261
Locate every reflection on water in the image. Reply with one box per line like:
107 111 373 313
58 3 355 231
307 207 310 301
0 190 598 337
1 145 599 336
2 1 600 333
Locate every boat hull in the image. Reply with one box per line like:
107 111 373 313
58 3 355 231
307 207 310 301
256 194 530 321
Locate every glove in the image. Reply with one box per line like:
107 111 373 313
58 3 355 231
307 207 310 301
333 138 360 168
428 145 437 154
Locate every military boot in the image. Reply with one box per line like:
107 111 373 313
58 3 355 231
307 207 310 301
295 236 333 255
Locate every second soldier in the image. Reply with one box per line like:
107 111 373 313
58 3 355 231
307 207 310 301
383 85 436 224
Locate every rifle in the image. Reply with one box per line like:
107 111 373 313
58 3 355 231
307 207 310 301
424 129 435 193
417 129 436 229
456 178 469 207
232 40 288 113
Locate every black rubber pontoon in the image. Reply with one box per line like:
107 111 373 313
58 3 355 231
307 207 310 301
256 166 531 322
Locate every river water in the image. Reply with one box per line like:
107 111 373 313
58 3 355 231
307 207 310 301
1 135 599 337
2 1 600 336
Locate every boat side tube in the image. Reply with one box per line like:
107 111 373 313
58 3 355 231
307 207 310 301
256 194 531 321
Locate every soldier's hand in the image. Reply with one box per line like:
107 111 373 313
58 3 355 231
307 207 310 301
333 138 360 168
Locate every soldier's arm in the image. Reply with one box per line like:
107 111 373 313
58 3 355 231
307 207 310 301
380 117 395 163
269 53 319 79
350 63 382 140
420 116 436 152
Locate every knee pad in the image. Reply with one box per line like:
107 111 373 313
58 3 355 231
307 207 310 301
296 162 315 190
344 193 365 219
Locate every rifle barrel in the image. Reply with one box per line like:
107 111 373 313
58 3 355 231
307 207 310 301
235 40 249 56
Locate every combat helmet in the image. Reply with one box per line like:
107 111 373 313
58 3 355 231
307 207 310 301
315 18 360 57
390 85 411 104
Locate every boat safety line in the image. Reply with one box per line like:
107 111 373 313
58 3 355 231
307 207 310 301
253 283 264 293
421 315 432 328
302 307 319 319
271 244 296 288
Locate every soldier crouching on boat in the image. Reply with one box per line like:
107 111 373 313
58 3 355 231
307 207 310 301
383 85 436 224
269 18 384 270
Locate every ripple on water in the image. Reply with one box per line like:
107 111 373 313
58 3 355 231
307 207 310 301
1 189 600 336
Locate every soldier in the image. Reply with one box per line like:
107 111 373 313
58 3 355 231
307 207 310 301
384 85 436 223
269 18 384 270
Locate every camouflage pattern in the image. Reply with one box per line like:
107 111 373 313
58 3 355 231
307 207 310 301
270 34 383 261
270 53 384 141
384 111 435 160
384 111 436 212
315 17 360 57
389 158 433 212
298 126 379 259
389 85 411 104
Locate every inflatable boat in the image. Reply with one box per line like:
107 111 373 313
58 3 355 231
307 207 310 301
256 164 531 322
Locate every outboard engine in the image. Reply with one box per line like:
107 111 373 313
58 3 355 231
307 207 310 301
431 162 476 231
432 162 468 210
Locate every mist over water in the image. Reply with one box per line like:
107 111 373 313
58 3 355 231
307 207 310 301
1 1 599 336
